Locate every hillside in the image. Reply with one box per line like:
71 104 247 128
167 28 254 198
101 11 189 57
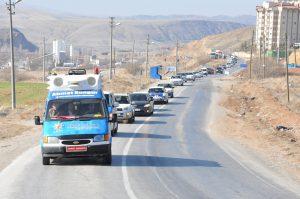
124 15 256 25
0 8 247 52
0 28 38 52
179 26 253 57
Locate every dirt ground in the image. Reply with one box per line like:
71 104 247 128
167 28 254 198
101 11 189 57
211 73 300 184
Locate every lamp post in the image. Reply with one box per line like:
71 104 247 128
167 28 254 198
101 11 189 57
176 40 179 75
109 17 120 80
6 0 22 110
146 34 150 78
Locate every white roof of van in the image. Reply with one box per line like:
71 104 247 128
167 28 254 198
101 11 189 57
48 74 102 92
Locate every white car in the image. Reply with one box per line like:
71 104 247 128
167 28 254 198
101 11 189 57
185 73 195 81
170 75 184 86
114 94 135 123
158 83 174 98
201 68 208 76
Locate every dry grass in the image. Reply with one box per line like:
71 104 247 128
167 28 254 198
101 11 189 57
217 76 300 181
103 68 156 93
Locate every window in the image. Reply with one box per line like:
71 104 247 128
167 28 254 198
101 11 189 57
46 99 107 120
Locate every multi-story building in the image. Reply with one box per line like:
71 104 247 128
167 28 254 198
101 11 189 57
256 0 300 54
53 40 66 66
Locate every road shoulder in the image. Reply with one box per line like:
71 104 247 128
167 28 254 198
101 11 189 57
206 77 300 196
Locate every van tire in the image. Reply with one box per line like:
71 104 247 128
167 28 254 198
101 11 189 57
104 145 112 165
112 122 118 136
43 157 50 165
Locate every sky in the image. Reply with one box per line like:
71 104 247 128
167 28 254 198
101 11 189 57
8 0 264 17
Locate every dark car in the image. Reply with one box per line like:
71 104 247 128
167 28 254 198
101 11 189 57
129 93 154 116
207 68 215 75
216 67 224 74
177 73 188 82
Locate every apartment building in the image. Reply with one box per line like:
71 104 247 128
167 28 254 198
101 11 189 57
256 0 300 54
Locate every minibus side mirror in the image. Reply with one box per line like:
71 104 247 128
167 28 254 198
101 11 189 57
34 116 43 125
109 114 117 123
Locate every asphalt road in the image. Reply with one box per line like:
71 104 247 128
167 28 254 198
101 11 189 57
0 77 298 199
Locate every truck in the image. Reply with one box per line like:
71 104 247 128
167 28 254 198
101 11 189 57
34 69 115 165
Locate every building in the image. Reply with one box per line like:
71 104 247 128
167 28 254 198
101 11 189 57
53 40 66 66
256 0 300 55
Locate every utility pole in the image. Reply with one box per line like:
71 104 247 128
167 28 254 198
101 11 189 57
146 34 150 78
109 17 114 80
259 37 262 78
263 34 266 79
249 29 255 80
176 40 179 75
294 44 297 68
6 0 21 110
113 47 116 75
42 36 46 83
131 40 135 69
277 46 280 65
285 33 290 103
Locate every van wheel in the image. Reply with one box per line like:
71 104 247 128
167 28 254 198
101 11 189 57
112 122 118 136
104 146 112 165
42 157 50 165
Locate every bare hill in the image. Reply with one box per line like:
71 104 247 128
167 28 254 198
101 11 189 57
179 26 254 57
0 28 38 52
0 8 247 52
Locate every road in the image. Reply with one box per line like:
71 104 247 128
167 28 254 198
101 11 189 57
0 77 299 199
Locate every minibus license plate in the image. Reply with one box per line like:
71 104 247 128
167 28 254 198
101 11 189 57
66 146 87 152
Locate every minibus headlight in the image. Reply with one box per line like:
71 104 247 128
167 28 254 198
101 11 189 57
43 137 59 144
93 135 104 142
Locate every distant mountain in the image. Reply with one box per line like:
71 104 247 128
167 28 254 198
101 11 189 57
0 8 248 52
122 15 256 25
0 28 38 52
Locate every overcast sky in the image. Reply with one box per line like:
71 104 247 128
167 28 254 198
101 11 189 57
3 0 264 17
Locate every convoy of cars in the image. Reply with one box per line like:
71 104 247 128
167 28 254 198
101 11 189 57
34 58 238 166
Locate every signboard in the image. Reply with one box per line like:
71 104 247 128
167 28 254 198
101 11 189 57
166 66 176 72
150 66 162 80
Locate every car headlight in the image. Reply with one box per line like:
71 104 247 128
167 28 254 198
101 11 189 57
43 136 59 144
93 135 104 142
144 104 151 108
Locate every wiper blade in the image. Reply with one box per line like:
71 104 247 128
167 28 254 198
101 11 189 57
51 116 77 121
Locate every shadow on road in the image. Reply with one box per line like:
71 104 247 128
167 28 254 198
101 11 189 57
114 155 221 167
174 96 189 99
167 102 185 105
52 155 221 168
151 113 176 117
133 120 167 125
116 132 171 139
154 108 171 112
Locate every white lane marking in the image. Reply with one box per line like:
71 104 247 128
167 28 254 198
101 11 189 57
122 85 187 199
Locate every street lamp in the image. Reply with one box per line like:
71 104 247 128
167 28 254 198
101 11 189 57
109 17 121 80
6 0 22 110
